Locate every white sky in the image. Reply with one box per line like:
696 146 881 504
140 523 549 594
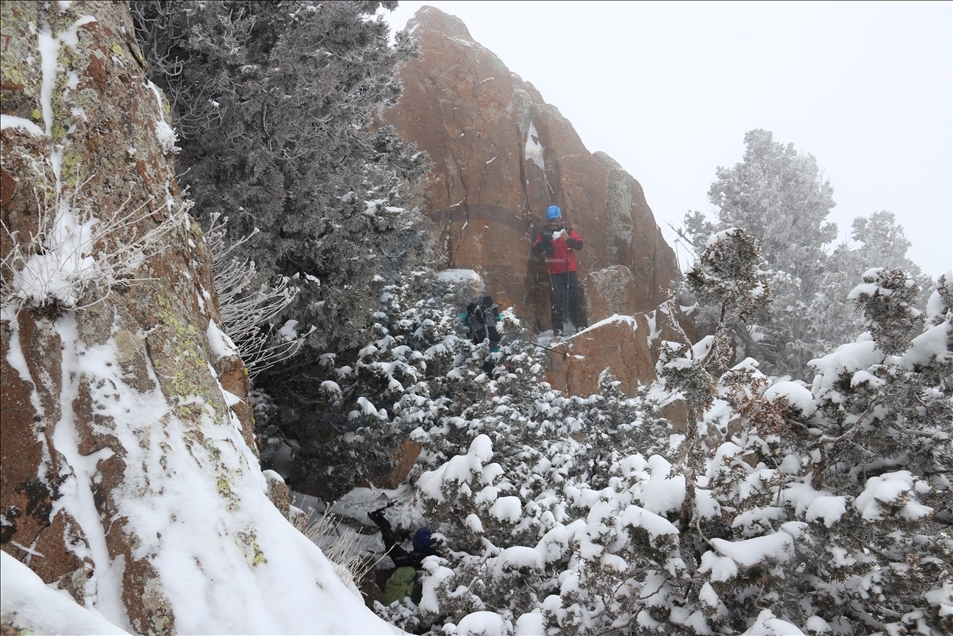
383 1 952 278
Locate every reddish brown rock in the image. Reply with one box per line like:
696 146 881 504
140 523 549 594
382 6 679 330
544 306 692 401
356 438 423 491
545 315 657 398
386 439 423 489
212 352 257 457
583 265 642 323
0 2 254 632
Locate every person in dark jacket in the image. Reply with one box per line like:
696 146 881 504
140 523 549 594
465 295 502 348
532 205 588 336
368 507 437 605
465 295 502 372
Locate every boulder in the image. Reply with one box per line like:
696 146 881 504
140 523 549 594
263 471 291 521
583 265 643 322
356 439 423 491
546 316 656 397
382 6 679 330
543 308 691 432
544 306 691 400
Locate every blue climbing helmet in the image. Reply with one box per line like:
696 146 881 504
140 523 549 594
413 527 434 555
546 205 562 220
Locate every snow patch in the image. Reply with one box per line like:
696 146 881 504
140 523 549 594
524 121 544 169
854 471 933 521
0 115 46 137
0 552 129 635
711 531 795 568
705 227 741 248
764 381 816 416
451 610 511 635
154 120 179 155
206 319 239 362
741 609 806 635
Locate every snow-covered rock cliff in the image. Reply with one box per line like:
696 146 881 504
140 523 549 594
0 2 396 633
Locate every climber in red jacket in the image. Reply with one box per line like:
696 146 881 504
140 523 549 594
532 205 588 337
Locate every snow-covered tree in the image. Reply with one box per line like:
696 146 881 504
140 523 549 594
680 130 838 376
132 0 433 359
680 130 932 380
685 130 837 281
685 228 770 377
799 271 953 634
814 211 934 356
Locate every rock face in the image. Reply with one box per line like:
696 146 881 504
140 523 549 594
382 6 679 332
0 3 395 634
542 309 691 432
544 308 685 398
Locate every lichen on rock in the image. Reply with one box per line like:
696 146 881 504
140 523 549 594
2 3 392 634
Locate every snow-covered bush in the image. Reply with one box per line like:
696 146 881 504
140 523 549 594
847 267 925 355
268 267 469 498
799 270 952 635
360 262 951 635
252 216 944 635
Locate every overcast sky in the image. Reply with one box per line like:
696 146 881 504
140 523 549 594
383 2 952 278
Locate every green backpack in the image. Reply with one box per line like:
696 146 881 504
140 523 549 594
383 566 417 605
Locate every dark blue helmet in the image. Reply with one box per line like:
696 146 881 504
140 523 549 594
413 527 434 554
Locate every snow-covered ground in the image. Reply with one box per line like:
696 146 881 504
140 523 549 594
1 552 129 635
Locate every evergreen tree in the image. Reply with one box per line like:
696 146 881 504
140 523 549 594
681 130 837 377
802 271 953 635
689 130 838 282
681 131 931 380
132 1 432 361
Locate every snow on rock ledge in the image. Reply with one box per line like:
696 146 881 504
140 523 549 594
1 551 129 635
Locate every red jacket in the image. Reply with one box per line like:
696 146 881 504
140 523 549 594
533 225 584 275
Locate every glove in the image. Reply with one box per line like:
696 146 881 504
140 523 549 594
539 234 554 255
553 230 568 240
368 508 390 529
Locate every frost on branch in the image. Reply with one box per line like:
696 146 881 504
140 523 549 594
205 213 299 377
1 178 184 314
